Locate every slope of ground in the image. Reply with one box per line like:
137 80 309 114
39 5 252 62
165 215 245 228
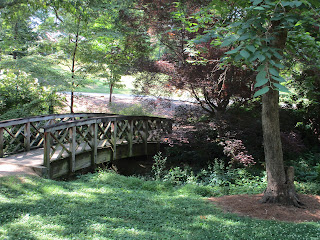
1 94 319 224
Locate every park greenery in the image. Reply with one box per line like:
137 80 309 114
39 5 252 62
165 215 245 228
0 0 320 236
0 171 320 239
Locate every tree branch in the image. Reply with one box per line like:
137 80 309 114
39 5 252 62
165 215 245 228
53 6 64 22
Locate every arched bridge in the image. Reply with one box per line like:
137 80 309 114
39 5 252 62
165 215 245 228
0 113 172 179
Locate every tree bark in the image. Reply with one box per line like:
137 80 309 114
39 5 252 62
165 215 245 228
260 86 302 206
109 83 113 103
70 15 81 113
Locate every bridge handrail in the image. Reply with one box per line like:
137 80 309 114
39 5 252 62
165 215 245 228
40 115 172 178
40 115 171 132
0 113 114 128
0 113 116 157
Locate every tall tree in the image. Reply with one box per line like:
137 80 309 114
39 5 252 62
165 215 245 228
0 1 37 59
187 0 320 206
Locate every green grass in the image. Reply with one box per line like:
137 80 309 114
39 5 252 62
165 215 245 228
0 172 319 240
77 76 134 95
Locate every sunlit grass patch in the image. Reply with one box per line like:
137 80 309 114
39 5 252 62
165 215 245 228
0 172 319 240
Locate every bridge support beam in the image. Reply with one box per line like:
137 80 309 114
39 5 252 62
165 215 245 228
69 126 76 173
43 132 51 178
91 123 98 168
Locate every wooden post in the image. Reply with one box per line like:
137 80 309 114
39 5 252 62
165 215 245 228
91 123 97 168
0 127 3 157
156 120 161 152
43 132 51 178
143 120 148 155
69 126 76 173
113 120 117 160
128 120 133 157
24 122 31 151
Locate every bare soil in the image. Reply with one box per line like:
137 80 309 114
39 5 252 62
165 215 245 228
209 194 320 222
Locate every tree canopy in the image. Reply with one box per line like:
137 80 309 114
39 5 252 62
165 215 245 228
0 0 319 206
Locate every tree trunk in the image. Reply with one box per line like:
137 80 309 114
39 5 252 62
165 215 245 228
109 83 113 103
70 15 81 113
70 91 74 113
260 88 302 206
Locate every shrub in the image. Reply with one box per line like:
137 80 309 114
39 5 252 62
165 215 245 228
151 152 167 181
219 139 256 167
0 70 57 119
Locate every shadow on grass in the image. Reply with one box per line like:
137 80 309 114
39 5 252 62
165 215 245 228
0 173 319 240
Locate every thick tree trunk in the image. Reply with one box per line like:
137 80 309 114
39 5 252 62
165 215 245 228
260 89 302 206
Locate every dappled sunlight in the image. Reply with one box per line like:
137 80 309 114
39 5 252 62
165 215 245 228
0 173 320 239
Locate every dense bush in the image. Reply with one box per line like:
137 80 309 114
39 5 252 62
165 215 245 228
0 70 58 120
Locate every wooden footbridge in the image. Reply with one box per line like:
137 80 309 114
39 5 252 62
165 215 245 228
0 113 172 179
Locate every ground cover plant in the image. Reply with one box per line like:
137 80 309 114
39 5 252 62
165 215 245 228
0 171 320 240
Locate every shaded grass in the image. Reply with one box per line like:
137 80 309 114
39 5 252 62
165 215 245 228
0 172 319 240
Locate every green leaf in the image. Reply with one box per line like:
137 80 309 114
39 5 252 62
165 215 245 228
271 76 286 83
254 86 269 97
255 77 268 88
238 34 250 41
240 50 251 59
234 54 243 61
272 50 283 60
252 0 263 5
269 68 279 76
274 63 285 69
257 54 266 62
247 45 256 53
256 70 267 81
257 64 265 72
221 36 237 47
254 6 265 10
225 46 241 55
273 83 290 93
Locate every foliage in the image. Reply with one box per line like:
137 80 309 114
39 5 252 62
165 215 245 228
0 172 320 239
0 55 70 87
0 70 57 119
132 71 173 99
219 139 256 167
135 0 255 115
287 152 320 182
151 152 167 181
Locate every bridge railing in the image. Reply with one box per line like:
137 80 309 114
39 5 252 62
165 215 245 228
0 113 114 157
40 115 172 175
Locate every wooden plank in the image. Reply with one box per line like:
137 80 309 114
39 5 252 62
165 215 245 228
43 132 51 178
156 120 161 152
143 120 148 155
113 121 117 160
24 122 31 151
0 127 3 157
129 120 133 157
91 123 97 167
69 126 76 173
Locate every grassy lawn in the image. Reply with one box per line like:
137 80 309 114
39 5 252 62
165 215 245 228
77 76 134 95
0 172 319 240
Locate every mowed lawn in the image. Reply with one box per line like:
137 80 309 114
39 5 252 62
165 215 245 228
0 172 319 240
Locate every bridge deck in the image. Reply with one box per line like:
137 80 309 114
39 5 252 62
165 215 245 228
0 148 44 167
